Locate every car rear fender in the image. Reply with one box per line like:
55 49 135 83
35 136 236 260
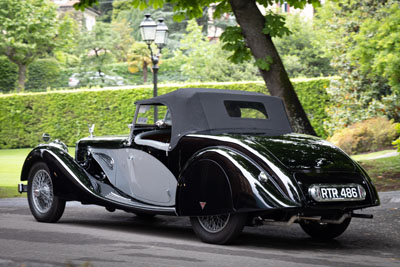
176 146 300 216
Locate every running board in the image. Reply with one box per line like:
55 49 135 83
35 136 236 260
104 192 176 215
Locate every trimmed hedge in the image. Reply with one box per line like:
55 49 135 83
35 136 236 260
0 78 332 148
0 56 18 93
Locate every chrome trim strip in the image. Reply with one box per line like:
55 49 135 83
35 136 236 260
105 192 175 212
93 152 114 170
134 132 170 151
46 150 176 214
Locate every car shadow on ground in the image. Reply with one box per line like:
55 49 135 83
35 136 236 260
57 211 378 252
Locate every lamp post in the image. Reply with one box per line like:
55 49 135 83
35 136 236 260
139 14 169 122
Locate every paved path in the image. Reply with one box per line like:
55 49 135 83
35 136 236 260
0 192 399 267
368 151 399 160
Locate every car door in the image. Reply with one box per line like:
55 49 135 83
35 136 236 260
91 147 177 207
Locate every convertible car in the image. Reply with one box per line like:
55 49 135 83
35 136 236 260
19 88 380 244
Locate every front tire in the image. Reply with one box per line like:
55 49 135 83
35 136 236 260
27 162 66 223
299 217 351 240
190 213 247 244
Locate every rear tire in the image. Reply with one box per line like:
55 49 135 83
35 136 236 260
299 217 351 240
190 213 247 244
27 162 66 223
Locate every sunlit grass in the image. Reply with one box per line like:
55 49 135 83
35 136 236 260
0 148 33 187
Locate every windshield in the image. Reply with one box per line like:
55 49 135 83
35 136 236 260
135 104 170 126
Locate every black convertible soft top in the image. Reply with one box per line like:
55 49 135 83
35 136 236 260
135 88 292 149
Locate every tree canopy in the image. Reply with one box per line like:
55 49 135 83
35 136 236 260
315 0 400 133
76 0 322 135
0 0 58 92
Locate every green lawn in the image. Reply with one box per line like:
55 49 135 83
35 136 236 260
0 148 32 186
359 155 400 192
0 148 32 198
0 148 399 198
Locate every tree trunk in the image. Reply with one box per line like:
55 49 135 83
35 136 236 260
229 0 316 135
143 61 148 83
16 64 27 93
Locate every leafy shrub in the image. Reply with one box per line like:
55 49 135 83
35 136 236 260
0 56 17 93
0 78 332 148
26 58 68 91
329 117 399 155
393 124 400 152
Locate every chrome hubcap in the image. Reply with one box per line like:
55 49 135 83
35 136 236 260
32 169 53 213
197 214 230 233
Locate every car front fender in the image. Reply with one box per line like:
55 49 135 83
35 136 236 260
20 145 99 202
176 146 301 216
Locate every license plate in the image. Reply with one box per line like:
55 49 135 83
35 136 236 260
308 184 366 202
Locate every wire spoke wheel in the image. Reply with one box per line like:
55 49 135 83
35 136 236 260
190 213 247 244
32 169 54 213
197 214 230 233
28 162 65 223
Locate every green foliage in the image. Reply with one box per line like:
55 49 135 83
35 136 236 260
315 0 396 133
0 56 17 93
263 12 291 38
220 26 252 64
111 20 135 62
393 124 400 152
55 13 81 58
127 42 152 83
111 2 190 50
329 117 399 155
77 22 119 84
0 78 331 148
165 20 259 82
107 0 321 67
0 0 59 91
351 1 400 93
273 14 333 78
25 58 68 91
220 12 291 66
103 62 145 85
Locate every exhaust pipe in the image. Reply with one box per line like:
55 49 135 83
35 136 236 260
255 212 373 226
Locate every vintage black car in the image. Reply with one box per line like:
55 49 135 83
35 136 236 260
19 88 380 244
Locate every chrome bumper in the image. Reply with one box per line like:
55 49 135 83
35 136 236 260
18 183 27 193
